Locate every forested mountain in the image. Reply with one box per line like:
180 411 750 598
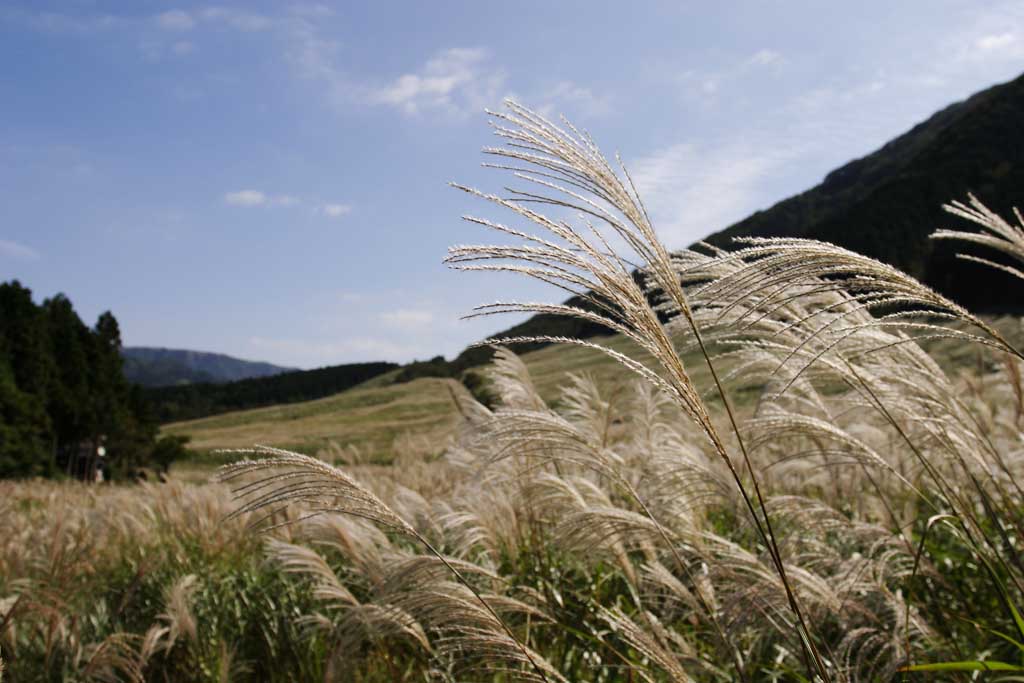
145 361 398 423
456 70 1024 363
0 281 159 478
702 71 1024 311
123 347 294 387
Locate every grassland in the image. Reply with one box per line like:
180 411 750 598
9 104 1024 683
164 314 1024 476
162 334 667 466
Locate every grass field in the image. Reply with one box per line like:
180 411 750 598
9 106 1024 682
164 314 1024 478
162 333 667 468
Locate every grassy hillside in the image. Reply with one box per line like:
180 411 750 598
165 312 1024 472
164 329 772 467
165 335 655 462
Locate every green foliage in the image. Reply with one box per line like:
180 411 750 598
394 355 452 383
459 369 497 409
151 434 191 474
0 281 158 479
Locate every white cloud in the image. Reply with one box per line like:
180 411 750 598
977 32 1016 52
747 49 782 66
224 191 320 210
367 47 505 115
676 47 784 101
534 81 612 119
380 309 434 330
249 335 424 365
155 10 194 31
321 203 351 217
171 41 194 56
0 239 39 261
224 189 267 206
200 7 272 32
630 141 801 247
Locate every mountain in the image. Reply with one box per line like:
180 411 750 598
459 71 1024 362
123 347 295 387
702 72 1024 312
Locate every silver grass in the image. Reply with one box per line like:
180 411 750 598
598 606 697 683
159 574 198 651
217 447 561 682
935 193 1024 280
266 539 358 607
449 101 836 678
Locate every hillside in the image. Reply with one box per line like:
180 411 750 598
123 347 295 387
145 360 399 423
166 314 1024 475
702 71 1024 311
464 71 1024 360
164 334 659 466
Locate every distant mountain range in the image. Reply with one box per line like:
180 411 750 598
122 347 295 387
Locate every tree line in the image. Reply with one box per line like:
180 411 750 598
143 360 399 423
0 280 184 479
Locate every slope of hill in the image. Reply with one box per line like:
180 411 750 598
463 71 1024 359
166 315 1024 474
702 71 1024 311
144 361 400 423
164 334 658 464
123 347 295 387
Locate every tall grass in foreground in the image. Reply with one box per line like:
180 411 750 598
221 103 1024 681
5 104 1024 682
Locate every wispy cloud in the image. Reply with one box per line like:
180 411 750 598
198 7 273 32
747 48 783 67
976 32 1016 52
366 47 505 116
320 203 351 217
630 140 801 247
249 335 425 365
224 191 350 217
678 47 785 98
533 80 612 119
155 10 194 31
0 239 40 261
380 308 434 330
153 7 272 33
224 189 267 206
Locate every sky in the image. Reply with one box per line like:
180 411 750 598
2 1 1023 369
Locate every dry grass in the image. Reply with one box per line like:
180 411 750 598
7 103 1024 682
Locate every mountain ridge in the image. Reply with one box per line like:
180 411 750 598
122 346 296 387
453 70 1024 369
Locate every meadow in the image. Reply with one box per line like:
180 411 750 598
5 103 1024 682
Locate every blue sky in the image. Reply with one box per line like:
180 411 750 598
2 1 1023 368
